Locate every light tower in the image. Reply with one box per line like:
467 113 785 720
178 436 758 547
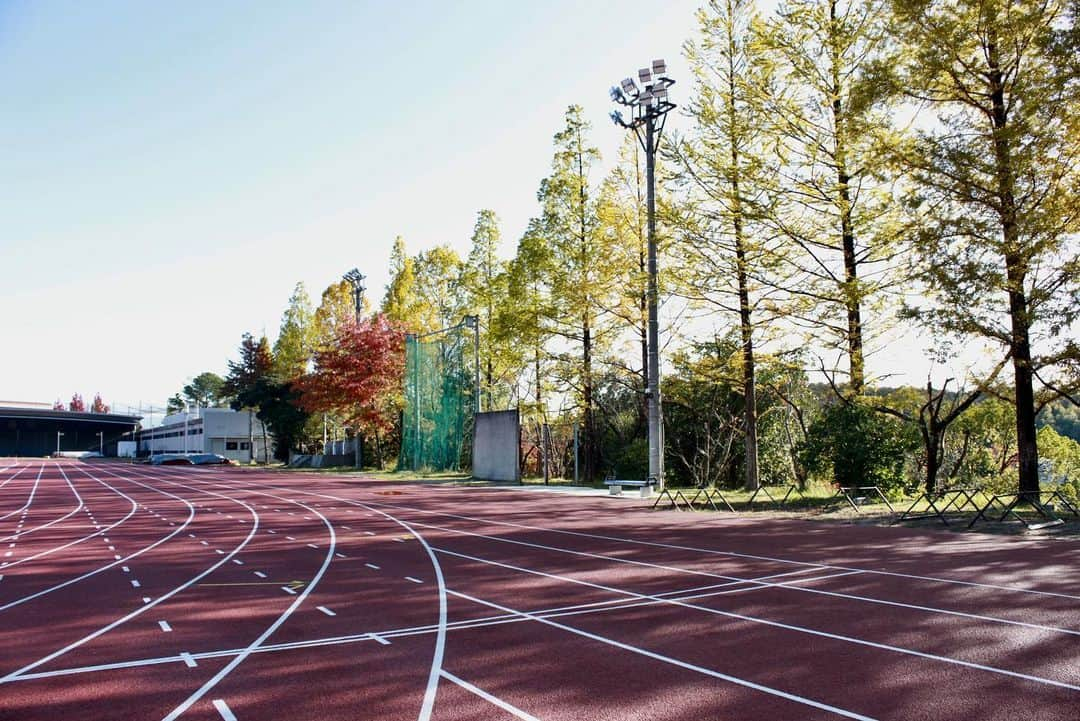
609 59 675 490
343 268 366 324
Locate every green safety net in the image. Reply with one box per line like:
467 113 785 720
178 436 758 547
399 328 473 471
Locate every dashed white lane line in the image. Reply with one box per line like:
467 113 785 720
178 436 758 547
281 586 297 595
121 566 130 573
363 531 375 536
215 550 225 555
200 541 209 546
365 563 380 570
267 530 277 534
369 633 391 645
180 652 198 668
212 699 238 721
131 580 141 588
114 555 122 560
285 536 296 541
405 577 423 584
335 553 346 559
108 546 115 551
393 538 405 543
316 606 336 617
232 559 244 565
158 620 172 633
306 543 318 549
142 597 151 604
253 571 267 579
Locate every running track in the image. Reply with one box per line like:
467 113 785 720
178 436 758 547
0 459 1077 720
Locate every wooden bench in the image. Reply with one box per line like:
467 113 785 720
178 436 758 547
604 478 657 498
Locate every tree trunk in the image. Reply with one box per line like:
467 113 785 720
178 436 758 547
248 411 254 464
830 0 865 394
924 428 940 495
726 24 759 491
583 316 595 482
987 30 1040 497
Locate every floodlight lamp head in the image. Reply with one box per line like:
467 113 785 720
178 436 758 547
652 59 667 76
620 78 637 96
609 109 624 126
639 67 652 84
343 268 366 289
609 86 624 103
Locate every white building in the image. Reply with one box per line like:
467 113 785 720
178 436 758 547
137 408 272 463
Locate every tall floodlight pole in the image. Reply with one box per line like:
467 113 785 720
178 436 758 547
610 59 675 491
343 269 366 325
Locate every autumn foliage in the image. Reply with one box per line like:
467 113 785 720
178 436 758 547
297 314 404 435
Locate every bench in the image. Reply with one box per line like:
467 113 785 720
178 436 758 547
604 478 657 498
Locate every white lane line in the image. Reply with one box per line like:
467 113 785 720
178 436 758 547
114 555 122 560
158 475 338 721
452 587 877 720
232 559 244 565
121 566 130 573
267 530 277 534
200 541 209 545
334 553 346 559
393 537 405 543
439 547 1080 692
369 633 391 645
405 577 423 584
441 670 540 721
285 536 296 541
212 699 238 721
359 495 1080 603
363 531 375 536
180 652 197 668
0 466 252 679
365 563 380 570
253 571 267 579
281 586 297 595
158 620 172 633
142 597 151 604
131 580 141 588
306 543 318 549
404 514 1080 640
316 606 336 616
215 549 225 555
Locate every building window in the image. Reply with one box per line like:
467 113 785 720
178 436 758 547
239 442 250 451
225 441 238 451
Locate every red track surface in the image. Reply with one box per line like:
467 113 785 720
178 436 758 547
0 459 1077 720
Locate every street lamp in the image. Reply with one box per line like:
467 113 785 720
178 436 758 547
610 58 675 490
98 431 104 456
343 269 366 325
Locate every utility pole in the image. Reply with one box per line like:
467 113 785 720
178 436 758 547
610 59 675 490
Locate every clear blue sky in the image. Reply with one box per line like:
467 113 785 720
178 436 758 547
2 0 952 411
0 0 706 409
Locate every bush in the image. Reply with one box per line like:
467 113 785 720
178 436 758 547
800 401 918 494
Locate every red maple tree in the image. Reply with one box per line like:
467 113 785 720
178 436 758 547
52 399 65 411
91 393 110 414
69 393 86 412
297 314 404 435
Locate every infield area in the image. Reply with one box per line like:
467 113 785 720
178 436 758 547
0 459 1077 720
